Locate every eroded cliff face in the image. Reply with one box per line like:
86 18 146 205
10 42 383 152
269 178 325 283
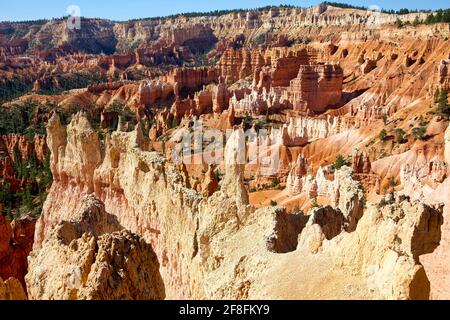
0 4 439 54
26 113 445 299
26 195 165 300
282 194 443 300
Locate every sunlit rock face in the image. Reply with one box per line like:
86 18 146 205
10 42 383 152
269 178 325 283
26 195 165 300
31 113 441 299
285 64 343 113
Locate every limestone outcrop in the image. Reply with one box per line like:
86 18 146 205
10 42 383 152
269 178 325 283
37 112 201 298
445 124 450 171
295 193 443 300
438 59 450 90
46 112 101 193
26 195 165 300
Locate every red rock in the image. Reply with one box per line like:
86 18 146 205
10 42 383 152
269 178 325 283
212 82 229 114
201 165 219 197
352 151 371 174
0 214 36 290
165 67 218 98
286 64 343 113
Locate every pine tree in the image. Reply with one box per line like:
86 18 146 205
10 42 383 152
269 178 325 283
332 154 348 171
438 89 449 114
434 88 441 103
395 128 406 144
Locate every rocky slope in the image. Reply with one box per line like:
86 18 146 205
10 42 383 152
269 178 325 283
26 195 165 300
0 277 27 300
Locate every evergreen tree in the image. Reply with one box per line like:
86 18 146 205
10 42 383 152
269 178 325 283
438 89 449 114
395 128 406 144
434 88 441 103
331 154 348 171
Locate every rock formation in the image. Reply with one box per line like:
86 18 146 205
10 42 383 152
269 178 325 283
26 112 445 299
2 3 450 301
286 64 343 113
286 154 309 196
438 59 450 90
26 195 165 300
445 124 450 171
298 194 443 299
201 165 219 197
0 214 35 289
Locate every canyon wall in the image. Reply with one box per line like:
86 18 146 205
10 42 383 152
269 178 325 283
25 113 445 299
0 4 439 54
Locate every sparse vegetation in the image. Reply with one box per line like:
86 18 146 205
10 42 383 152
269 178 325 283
331 154 349 171
271 177 280 189
323 2 367 11
424 9 450 24
379 129 387 141
394 18 404 28
412 126 427 141
437 88 450 115
395 128 406 144
0 76 34 104
37 71 107 95
1 148 53 220
311 197 322 209
131 5 296 22
0 102 54 139
270 200 278 206
252 33 268 46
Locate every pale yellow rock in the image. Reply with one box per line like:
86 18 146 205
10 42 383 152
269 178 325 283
26 195 165 300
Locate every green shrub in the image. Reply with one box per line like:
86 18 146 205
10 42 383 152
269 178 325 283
394 18 404 28
311 197 322 209
271 178 280 189
437 89 450 114
412 126 427 140
395 128 406 144
331 154 349 171
379 129 387 141
252 33 267 46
